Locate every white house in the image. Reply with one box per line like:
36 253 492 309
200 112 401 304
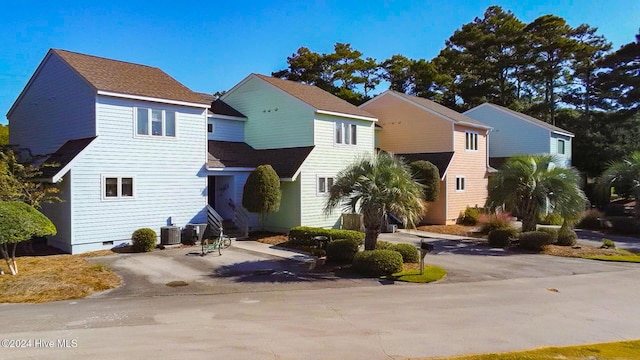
7 49 211 253
464 103 574 168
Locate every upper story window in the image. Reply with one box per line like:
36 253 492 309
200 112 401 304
465 131 478 151
136 107 176 137
335 122 357 145
207 123 213 133
557 139 566 155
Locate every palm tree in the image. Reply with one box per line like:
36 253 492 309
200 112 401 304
324 152 425 250
487 154 586 232
599 151 640 219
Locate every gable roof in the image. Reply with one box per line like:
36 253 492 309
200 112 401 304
364 90 491 130
50 49 209 106
248 74 377 120
38 137 97 182
395 152 455 180
208 140 314 180
466 103 574 137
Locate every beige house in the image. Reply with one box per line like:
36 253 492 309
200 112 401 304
360 90 493 224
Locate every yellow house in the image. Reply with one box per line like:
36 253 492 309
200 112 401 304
360 90 493 224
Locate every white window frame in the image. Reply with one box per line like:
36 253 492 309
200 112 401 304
134 107 177 138
557 139 566 155
455 176 466 192
317 176 335 196
102 175 136 200
465 131 478 151
335 122 357 146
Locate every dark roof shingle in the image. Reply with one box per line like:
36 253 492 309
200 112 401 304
52 49 209 105
396 152 455 178
210 99 246 118
254 74 376 119
208 141 313 179
39 137 97 180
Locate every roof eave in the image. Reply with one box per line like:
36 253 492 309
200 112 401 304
315 109 377 122
97 91 210 108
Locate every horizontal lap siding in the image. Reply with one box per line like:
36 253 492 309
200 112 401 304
264 179 301 233
222 77 314 149
464 106 549 158
300 114 375 228
550 133 572 167
361 95 453 154
41 173 73 253
69 97 207 252
9 54 95 155
422 180 447 224
208 118 244 142
446 126 489 223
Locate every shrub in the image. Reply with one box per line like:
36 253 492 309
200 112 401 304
375 240 393 250
242 165 281 214
288 227 364 246
326 238 360 263
538 213 564 226
518 231 554 251
389 243 419 263
131 228 157 252
409 160 440 201
488 228 518 248
601 238 616 249
478 212 513 234
556 227 578 246
577 209 605 229
352 250 403 277
537 227 559 244
458 206 481 226
609 217 640 235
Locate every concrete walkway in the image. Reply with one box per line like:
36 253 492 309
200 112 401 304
232 239 316 264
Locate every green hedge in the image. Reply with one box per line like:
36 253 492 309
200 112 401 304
488 228 518 248
556 227 578 246
352 250 403 277
518 231 553 251
326 238 360 263
375 240 393 250
390 243 419 263
132 228 157 252
288 226 364 246
537 227 559 244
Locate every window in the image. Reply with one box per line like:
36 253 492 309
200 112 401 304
335 122 357 145
135 107 176 137
455 176 465 191
557 139 565 155
317 176 334 195
103 176 135 199
207 123 213 133
465 132 478 151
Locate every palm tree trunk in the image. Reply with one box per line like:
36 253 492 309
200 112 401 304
363 211 383 250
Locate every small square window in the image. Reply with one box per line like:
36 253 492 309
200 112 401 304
456 176 466 191
318 176 334 195
465 132 478 151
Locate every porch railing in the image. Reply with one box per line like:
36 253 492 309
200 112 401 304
207 204 223 235
229 199 250 238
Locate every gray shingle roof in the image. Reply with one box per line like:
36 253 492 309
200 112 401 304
39 137 97 180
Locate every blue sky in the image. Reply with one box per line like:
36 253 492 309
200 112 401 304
2 0 639 125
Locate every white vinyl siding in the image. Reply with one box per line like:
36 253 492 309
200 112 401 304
207 117 245 142
550 133 572 167
66 96 207 253
8 53 95 156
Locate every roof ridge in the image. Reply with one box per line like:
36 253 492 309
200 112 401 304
52 49 160 70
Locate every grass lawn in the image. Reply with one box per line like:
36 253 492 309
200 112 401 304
383 263 447 283
584 254 640 263
543 244 640 263
0 254 121 303
420 339 640 359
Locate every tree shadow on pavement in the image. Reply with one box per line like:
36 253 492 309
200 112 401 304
425 238 518 256
208 259 362 283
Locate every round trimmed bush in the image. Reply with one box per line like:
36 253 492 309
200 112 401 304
458 206 481 226
537 227 559 244
375 240 393 250
518 231 553 251
132 228 157 252
556 227 578 246
326 238 360 263
488 228 518 248
352 250 403 277
390 243 419 263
